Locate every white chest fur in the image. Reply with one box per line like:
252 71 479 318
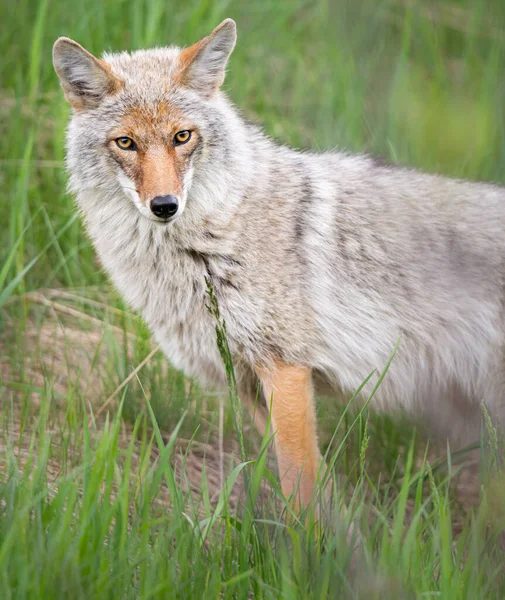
83 199 229 386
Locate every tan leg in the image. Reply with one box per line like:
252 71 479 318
257 361 323 510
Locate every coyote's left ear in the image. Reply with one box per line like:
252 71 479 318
176 19 237 97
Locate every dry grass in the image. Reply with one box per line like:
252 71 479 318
0 291 275 516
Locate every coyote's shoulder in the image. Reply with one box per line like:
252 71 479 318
54 19 505 510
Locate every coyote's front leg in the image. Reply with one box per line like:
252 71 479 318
257 362 324 511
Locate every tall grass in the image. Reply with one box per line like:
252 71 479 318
2 0 505 597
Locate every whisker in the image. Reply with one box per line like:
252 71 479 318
122 185 139 194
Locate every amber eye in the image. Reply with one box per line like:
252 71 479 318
115 137 136 151
174 130 192 145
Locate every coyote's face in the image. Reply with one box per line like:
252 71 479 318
53 20 237 225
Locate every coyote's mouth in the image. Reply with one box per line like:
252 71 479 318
148 213 179 226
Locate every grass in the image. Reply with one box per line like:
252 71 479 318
2 0 505 597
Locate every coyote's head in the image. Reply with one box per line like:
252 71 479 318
53 20 239 225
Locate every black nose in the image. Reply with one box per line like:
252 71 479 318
150 195 179 219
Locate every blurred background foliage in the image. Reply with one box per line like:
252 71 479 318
1 0 505 293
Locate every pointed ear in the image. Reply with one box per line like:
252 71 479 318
53 37 123 110
176 19 237 97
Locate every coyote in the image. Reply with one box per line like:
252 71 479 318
53 19 505 511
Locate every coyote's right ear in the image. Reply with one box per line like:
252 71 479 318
176 19 237 98
53 38 122 110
